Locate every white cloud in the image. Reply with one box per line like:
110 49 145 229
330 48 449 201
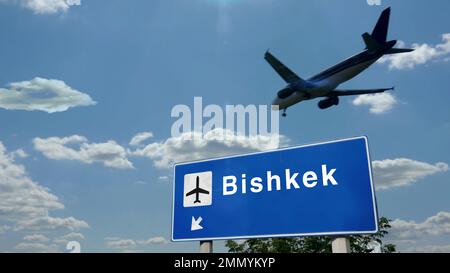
372 158 449 190
33 135 134 169
0 142 64 222
23 234 49 242
0 225 10 234
0 77 95 113
139 236 168 245
1 0 81 14
15 216 89 231
386 212 450 253
378 33 450 70
405 244 450 253
63 232 84 240
0 141 88 251
131 128 288 169
106 236 168 250
14 242 59 253
53 232 84 244
12 149 28 159
129 132 153 147
34 130 287 170
120 249 139 253
390 211 450 240
352 93 397 114
106 238 137 249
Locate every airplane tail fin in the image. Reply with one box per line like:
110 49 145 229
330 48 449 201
362 7 414 54
362 32 382 51
361 7 391 51
372 7 391 44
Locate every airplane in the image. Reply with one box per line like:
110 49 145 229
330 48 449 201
266 7 414 117
186 176 210 204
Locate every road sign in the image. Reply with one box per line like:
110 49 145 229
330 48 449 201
171 136 378 242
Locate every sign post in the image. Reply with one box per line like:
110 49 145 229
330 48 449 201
172 136 379 248
332 237 351 253
199 240 213 253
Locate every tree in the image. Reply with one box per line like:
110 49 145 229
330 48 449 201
226 217 396 253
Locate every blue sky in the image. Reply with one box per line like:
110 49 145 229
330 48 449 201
0 0 449 253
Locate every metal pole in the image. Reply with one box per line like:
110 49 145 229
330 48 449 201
200 240 213 253
332 237 351 253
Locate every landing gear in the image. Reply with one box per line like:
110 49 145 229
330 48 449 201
282 108 287 117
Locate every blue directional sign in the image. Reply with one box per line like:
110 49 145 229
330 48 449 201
172 136 378 241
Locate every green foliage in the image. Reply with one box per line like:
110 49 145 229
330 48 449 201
226 217 396 253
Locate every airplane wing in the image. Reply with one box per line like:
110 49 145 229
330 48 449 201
186 189 197 197
198 188 209 195
264 51 304 84
330 87 394 97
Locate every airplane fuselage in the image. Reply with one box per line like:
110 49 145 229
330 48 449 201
194 192 201 203
272 49 385 110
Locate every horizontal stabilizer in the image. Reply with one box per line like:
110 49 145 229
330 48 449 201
385 48 414 55
265 51 304 84
331 87 394 97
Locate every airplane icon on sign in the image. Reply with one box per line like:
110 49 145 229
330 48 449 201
185 176 210 204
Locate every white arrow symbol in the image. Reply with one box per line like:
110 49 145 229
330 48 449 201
191 216 203 231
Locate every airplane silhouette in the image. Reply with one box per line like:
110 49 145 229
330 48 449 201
186 176 210 204
266 7 413 116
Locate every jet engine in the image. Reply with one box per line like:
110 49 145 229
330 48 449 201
318 96 339 109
